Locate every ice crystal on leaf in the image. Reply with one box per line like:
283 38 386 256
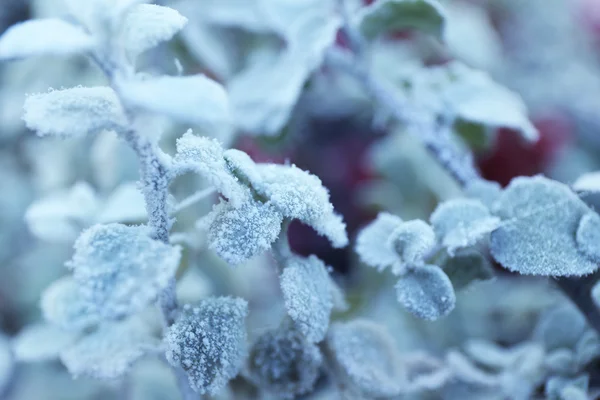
356 212 404 271
395 264 456 320
68 223 181 320
120 4 188 61
0 19 96 60
440 248 494 291
430 198 499 255
576 212 600 263
41 276 98 331
165 297 248 395
203 199 282 265
490 176 600 276
61 318 158 380
23 87 127 138
248 324 322 399
388 219 436 269
12 323 77 363
327 320 403 398
280 255 333 343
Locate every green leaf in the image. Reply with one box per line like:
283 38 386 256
440 248 494 291
357 0 446 41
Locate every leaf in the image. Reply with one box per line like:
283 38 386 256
490 176 599 276
120 4 188 60
546 376 589 400
165 297 248 395
41 277 99 331
203 199 283 265
356 212 403 271
61 318 158 379
464 179 502 208
440 248 494 291
357 0 446 41
388 219 436 271
248 323 322 399
174 131 249 207
96 182 147 223
395 264 455 320
430 198 499 255
573 171 600 192
117 75 231 132
576 212 600 263
575 330 600 366
25 182 99 243
280 255 333 343
533 304 587 351
0 19 96 60
327 320 403 398
12 323 77 362
64 0 143 33
23 86 127 137
544 349 578 376
68 223 181 320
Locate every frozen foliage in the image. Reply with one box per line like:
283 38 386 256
12 323 77 362
68 223 181 320
117 75 231 132
546 376 589 400
395 264 456 320
533 305 587 351
248 324 323 399
23 86 127 138
356 0 446 41
388 219 436 269
356 212 404 271
0 19 95 60
440 248 494 291
165 298 248 394
120 4 188 61
327 320 403 398
41 276 99 331
430 198 499 255
490 176 600 276
0 335 12 394
96 182 147 223
575 212 600 263
204 200 282 265
61 319 158 379
280 255 333 343
464 179 502 208
573 171 600 193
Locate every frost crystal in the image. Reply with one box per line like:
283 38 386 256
165 297 248 394
490 176 600 276
280 255 333 343
61 319 157 379
12 323 77 362
68 223 181 320
430 198 499 255
40 276 98 331
576 212 600 263
248 324 322 399
327 320 403 398
388 219 436 269
395 264 456 320
0 19 96 60
117 75 231 132
440 248 494 291
204 199 283 265
23 86 127 138
356 212 404 271
120 4 188 61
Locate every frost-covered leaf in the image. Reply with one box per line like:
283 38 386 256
174 131 249 206
356 0 445 41
118 75 231 132
203 199 282 265
280 255 333 343
430 198 499 255
248 324 322 399
12 323 77 362
96 182 147 223
575 330 600 366
573 171 600 193
444 350 497 386
440 248 494 291
0 335 12 394
356 212 403 271
388 219 436 271
41 276 99 331
23 86 127 138
464 179 502 208
490 176 599 276
576 212 600 263
165 298 248 395
224 151 348 248
401 352 451 392
546 376 589 400
0 19 96 60
327 320 403 398
61 318 158 379
25 182 99 243
533 305 586 351
120 4 187 60
68 223 181 320
544 349 578 376
395 264 455 320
